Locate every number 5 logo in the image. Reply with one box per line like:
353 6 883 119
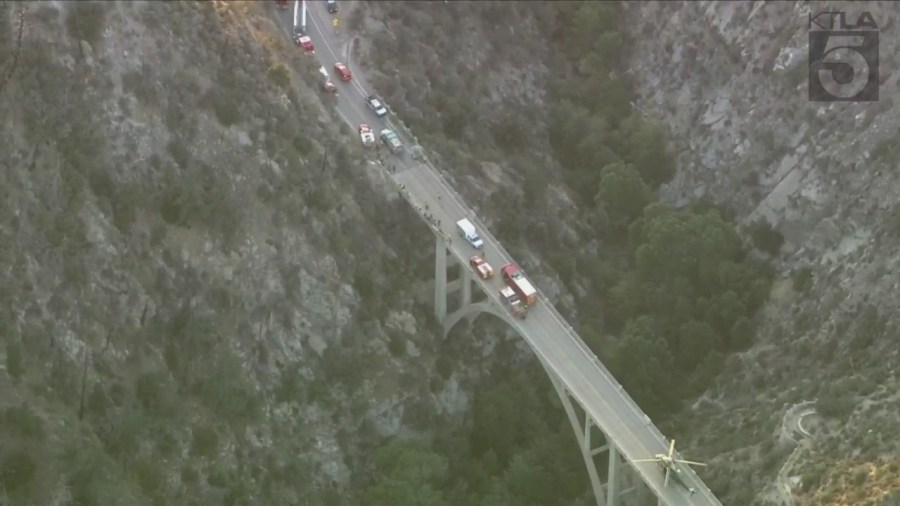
809 30 879 102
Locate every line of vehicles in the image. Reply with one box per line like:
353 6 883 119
280 2 711 498
277 0 337 14
460 214 706 496
279 1 534 321
457 219 537 320
278 0 406 155
333 71 401 153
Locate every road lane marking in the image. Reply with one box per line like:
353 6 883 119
398 168 691 500
395 170 710 503
277 8 715 503
302 8 386 131
307 5 379 100
307 3 365 93
295 10 638 446
306 2 341 64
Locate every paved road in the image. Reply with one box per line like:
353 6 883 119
274 3 722 505
771 403 817 506
275 1 388 140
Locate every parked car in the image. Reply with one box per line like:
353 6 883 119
359 124 376 147
326 0 338 14
379 129 403 153
365 95 388 118
333 62 352 81
296 35 314 54
318 66 337 93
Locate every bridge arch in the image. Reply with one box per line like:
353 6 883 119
438 296 632 506
432 236 654 506
440 301 511 337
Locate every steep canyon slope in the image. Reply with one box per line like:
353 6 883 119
624 2 900 504
351 0 900 504
0 2 506 504
1 1 898 505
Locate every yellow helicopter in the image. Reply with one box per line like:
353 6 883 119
634 440 707 496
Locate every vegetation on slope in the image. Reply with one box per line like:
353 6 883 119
358 1 774 503
365 363 589 506
0 1 440 504
799 458 900 506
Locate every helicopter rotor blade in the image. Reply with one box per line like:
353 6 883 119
633 459 660 463
664 466 671 487
668 440 676 459
674 460 707 467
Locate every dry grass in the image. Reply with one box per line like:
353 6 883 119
800 458 900 506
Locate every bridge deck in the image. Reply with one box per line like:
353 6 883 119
392 163 722 506
271 2 722 503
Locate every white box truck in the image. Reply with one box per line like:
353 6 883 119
456 218 484 248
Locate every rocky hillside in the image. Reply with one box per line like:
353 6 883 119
349 0 900 504
0 2 515 504
2 1 898 505
623 2 900 504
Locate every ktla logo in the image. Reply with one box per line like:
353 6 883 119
808 11 879 102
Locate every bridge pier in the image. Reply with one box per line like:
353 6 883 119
547 367 652 506
434 235 448 321
428 221 708 506
607 444 620 506
461 267 472 308
549 371 607 506
434 236 508 336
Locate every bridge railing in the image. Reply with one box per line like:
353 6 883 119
386 121 716 499
394 151 670 446
392 174 452 243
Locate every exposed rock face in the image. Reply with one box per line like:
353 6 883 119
6 1 898 504
1 2 520 503
624 1 900 501
626 1 900 267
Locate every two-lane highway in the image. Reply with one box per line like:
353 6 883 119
275 2 390 145
273 3 722 505
394 164 722 506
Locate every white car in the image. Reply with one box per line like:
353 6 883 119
365 95 388 118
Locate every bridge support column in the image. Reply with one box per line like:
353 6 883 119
434 235 447 321
607 444 620 506
547 371 607 506
435 238 509 336
460 267 472 308
544 364 654 506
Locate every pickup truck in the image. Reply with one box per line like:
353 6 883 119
359 124 375 148
469 255 494 279
380 129 403 154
